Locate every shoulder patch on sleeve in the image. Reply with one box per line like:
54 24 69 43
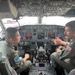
14 55 20 63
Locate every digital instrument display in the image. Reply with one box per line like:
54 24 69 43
48 32 55 39
37 33 44 39
25 33 32 39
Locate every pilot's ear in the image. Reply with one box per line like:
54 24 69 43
10 38 14 43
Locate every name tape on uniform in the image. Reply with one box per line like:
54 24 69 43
66 45 72 52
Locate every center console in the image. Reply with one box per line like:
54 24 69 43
29 47 56 75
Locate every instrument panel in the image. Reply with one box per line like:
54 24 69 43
19 25 64 43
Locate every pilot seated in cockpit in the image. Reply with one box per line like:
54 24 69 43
50 21 75 73
0 27 32 74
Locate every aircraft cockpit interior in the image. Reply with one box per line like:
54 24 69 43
0 0 75 75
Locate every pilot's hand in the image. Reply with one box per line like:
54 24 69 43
23 54 29 61
52 37 68 46
52 37 62 44
56 46 62 52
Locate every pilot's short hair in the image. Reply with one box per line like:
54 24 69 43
66 21 75 31
5 27 18 42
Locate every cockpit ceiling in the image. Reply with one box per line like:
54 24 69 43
10 0 75 16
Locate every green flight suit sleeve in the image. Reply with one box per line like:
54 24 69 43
60 42 75 60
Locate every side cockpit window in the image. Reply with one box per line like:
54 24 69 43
0 29 5 41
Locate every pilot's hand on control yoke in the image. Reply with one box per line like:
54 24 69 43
23 54 29 61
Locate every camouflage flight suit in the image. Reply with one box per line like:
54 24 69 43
50 39 75 73
0 41 17 75
0 41 32 74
